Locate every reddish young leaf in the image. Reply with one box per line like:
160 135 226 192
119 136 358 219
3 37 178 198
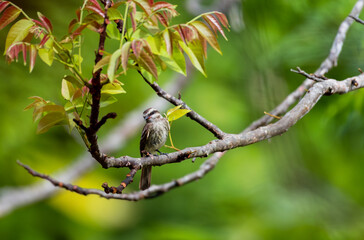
29 44 37 72
175 25 186 44
132 0 152 16
203 14 227 40
71 24 88 38
156 12 168 27
213 11 230 29
0 6 21 30
76 8 81 22
153 2 177 16
88 0 103 10
0 2 9 14
139 49 158 79
39 34 50 48
85 5 105 18
129 3 137 32
37 12 53 32
121 41 131 71
148 0 154 6
132 39 143 58
68 19 78 33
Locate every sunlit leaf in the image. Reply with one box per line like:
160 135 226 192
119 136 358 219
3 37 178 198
166 105 191 122
179 40 206 77
63 75 84 88
37 112 66 134
107 8 122 21
213 11 230 29
0 6 21 30
107 48 122 81
38 37 54 66
62 79 76 100
101 81 126 95
4 19 34 53
162 29 172 56
190 20 221 54
29 45 37 72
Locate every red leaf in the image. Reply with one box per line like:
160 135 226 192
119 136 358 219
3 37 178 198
0 6 21 30
76 8 81 22
85 5 105 18
29 44 37 72
68 19 78 33
129 3 137 32
38 12 53 32
203 14 227 40
175 25 186 44
153 2 177 16
156 12 168 27
0 2 9 14
132 39 143 58
88 0 103 10
139 50 158 80
71 24 88 38
39 34 50 48
213 11 229 29
148 0 154 6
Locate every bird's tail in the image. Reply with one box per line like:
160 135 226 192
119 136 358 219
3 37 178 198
139 166 152 190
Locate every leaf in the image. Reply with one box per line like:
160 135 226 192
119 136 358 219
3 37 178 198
0 2 10 14
5 19 34 53
179 40 206 77
107 8 122 21
24 96 47 110
99 95 117 108
190 21 221 54
138 49 158 79
0 6 21 31
121 41 131 72
101 81 126 95
213 11 230 29
38 37 54 66
203 14 227 40
37 12 53 32
166 105 191 122
107 49 122 81
85 5 104 18
158 42 186 75
162 29 172 56
29 45 37 72
37 112 66 134
93 54 111 73
63 75 83 88
62 79 76 100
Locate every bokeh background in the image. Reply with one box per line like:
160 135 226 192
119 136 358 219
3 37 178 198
1 0 364 239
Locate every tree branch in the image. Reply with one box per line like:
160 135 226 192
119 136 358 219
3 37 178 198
138 70 226 139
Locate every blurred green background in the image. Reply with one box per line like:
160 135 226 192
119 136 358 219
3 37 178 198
1 0 364 239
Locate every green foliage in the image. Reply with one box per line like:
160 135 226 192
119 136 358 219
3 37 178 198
0 0 229 134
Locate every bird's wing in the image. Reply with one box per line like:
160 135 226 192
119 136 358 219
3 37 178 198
139 123 151 156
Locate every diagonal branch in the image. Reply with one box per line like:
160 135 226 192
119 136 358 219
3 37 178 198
243 0 364 133
138 70 226 139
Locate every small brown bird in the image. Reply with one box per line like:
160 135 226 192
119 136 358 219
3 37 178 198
139 107 170 190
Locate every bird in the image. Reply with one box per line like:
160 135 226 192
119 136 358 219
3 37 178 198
139 107 170 190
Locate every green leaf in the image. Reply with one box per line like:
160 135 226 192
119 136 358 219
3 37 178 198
166 105 191 122
106 23 120 40
158 43 186 75
190 20 221 54
179 40 206 77
93 55 111 73
5 19 34 53
107 49 122 81
61 79 76 100
38 38 54 66
63 75 83 88
100 95 117 108
37 112 66 134
138 49 158 80
107 8 123 21
101 81 126 95
0 6 21 31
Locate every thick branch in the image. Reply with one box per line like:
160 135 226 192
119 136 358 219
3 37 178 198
138 70 226 139
244 0 364 132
